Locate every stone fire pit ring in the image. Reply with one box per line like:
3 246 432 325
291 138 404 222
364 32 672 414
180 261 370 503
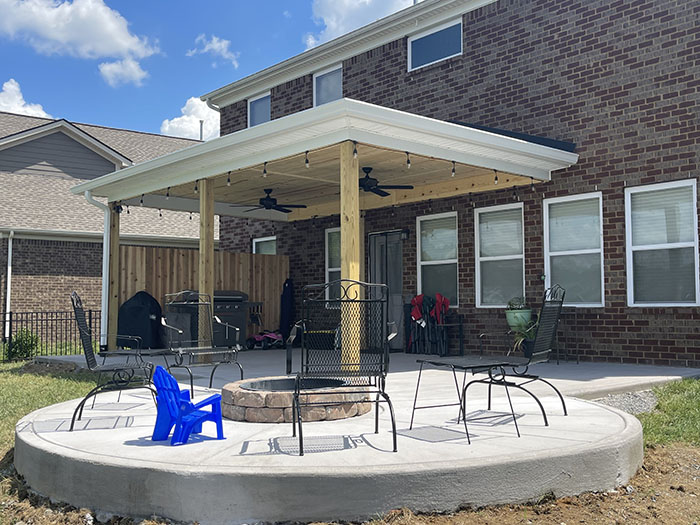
222 375 371 423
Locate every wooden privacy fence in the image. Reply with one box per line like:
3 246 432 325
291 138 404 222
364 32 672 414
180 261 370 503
118 246 289 332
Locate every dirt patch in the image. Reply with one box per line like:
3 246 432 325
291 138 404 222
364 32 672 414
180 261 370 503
19 361 80 375
2 444 700 524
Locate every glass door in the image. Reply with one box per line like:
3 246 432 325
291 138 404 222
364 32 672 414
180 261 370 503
369 231 404 351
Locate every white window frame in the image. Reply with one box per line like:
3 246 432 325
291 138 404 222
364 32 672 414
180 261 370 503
543 192 604 308
474 202 524 308
252 235 276 254
325 227 341 299
625 178 700 307
247 91 271 128
416 211 459 307
313 64 343 107
407 18 463 72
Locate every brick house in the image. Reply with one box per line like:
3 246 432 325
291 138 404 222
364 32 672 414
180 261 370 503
0 111 213 315
75 0 699 365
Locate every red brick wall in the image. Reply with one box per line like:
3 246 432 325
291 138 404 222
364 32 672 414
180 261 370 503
219 0 700 366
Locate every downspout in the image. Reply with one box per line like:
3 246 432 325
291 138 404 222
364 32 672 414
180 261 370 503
4 230 13 339
84 191 110 347
205 98 220 113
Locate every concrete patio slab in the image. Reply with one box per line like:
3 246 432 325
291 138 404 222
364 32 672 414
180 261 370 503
15 350 651 524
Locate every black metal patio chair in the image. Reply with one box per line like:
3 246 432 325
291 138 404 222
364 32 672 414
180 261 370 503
69 291 156 431
160 291 244 396
409 285 567 439
292 279 397 456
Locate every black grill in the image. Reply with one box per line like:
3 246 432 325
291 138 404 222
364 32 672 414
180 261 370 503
213 290 251 347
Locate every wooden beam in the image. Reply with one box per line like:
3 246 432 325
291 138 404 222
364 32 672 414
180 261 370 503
199 178 215 302
107 204 120 350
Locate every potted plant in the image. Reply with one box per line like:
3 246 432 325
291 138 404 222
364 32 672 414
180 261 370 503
505 296 532 331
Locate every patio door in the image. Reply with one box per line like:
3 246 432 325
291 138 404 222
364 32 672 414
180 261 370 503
369 231 404 351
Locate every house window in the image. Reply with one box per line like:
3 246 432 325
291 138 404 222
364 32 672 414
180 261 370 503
248 92 271 127
625 179 699 306
417 212 458 305
252 236 276 255
408 19 463 71
544 193 603 306
314 65 342 107
475 204 524 307
325 227 341 298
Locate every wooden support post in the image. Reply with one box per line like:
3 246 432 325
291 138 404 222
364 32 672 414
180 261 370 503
107 204 120 351
340 141 360 368
199 178 215 347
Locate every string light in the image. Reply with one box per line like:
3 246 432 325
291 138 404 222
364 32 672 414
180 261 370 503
227 172 231 186
406 152 411 169
189 212 193 220
158 208 163 218
305 151 310 168
263 162 268 178
451 161 456 177
194 180 199 194
352 141 358 159
166 187 170 200
126 205 130 215
494 170 499 185
512 189 518 201
530 177 535 192
469 192 474 207
139 194 144 206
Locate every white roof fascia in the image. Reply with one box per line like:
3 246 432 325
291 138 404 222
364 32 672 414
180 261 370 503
0 227 209 247
0 120 132 168
202 0 498 108
71 98 579 203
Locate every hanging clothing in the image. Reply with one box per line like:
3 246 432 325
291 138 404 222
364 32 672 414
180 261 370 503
279 278 295 340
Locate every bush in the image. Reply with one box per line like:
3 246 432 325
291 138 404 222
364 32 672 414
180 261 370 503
6 329 39 360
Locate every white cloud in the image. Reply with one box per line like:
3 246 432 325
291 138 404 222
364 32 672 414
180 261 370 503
186 34 239 68
98 57 148 87
0 78 51 117
305 0 414 48
0 0 158 87
160 97 220 141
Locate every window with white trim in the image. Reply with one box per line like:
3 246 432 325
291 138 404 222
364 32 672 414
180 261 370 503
325 227 341 299
417 212 458 305
408 19 463 71
475 203 524 307
544 193 604 306
313 65 342 107
248 92 271 127
252 236 276 255
625 179 699 306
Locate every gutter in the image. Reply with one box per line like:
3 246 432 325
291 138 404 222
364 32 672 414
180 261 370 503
84 191 110 347
205 98 220 113
4 230 13 339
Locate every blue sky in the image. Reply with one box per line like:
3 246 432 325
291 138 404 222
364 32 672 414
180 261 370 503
0 0 413 140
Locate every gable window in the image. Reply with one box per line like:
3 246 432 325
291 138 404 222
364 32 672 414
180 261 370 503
625 179 699 306
408 19 463 71
253 236 276 255
314 65 342 107
544 193 604 306
417 212 458 305
325 227 341 299
475 203 524 307
248 92 271 127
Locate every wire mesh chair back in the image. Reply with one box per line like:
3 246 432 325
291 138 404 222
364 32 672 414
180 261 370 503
301 279 389 386
71 291 99 370
163 291 214 350
529 284 566 364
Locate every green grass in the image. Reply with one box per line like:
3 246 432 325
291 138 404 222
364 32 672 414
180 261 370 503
638 378 700 446
0 362 97 463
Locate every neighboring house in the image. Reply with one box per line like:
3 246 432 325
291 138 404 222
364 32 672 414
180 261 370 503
73 0 698 366
0 111 216 312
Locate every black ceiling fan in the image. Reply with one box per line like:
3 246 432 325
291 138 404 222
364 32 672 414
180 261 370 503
231 189 307 214
359 167 414 197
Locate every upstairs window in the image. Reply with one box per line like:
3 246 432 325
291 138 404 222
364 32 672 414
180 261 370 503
625 179 699 306
314 65 342 106
408 19 463 71
253 236 276 255
248 92 271 127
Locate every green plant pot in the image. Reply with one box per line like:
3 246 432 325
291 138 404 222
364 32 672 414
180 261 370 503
505 309 532 330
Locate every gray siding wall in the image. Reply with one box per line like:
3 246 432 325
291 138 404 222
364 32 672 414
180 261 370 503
0 131 116 180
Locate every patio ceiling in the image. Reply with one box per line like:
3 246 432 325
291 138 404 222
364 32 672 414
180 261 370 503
71 98 579 222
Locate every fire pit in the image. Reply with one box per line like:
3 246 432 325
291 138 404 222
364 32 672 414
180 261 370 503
222 376 371 423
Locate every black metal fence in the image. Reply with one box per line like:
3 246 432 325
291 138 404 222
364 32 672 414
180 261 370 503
0 310 101 362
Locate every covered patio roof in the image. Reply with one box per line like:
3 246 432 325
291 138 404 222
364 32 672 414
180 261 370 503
72 99 578 222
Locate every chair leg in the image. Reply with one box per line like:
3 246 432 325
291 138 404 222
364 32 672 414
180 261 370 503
409 361 425 430
209 363 221 388
534 377 568 415
502 382 520 438
374 391 381 434
459 385 471 444
296 396 304 456
510 383 549 426
380 391 398 452
235 360 244 380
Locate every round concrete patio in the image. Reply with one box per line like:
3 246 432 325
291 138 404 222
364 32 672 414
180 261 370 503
14 364 643 525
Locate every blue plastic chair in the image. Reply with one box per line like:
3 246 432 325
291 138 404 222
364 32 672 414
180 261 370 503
151 366 224 446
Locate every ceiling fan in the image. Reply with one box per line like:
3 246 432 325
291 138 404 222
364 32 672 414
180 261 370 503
231 189 307 214
359 167 414 197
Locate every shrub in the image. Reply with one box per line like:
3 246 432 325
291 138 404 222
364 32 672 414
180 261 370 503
6 329 39 360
